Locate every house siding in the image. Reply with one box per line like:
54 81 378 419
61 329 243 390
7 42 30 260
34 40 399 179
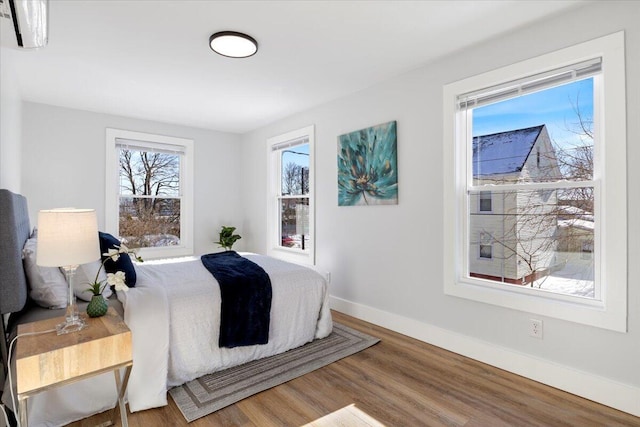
468 126 561 284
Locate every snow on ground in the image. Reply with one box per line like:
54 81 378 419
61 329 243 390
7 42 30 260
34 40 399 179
534 252 595 298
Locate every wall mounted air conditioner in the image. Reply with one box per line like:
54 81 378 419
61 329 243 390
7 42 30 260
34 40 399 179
0 0 48 48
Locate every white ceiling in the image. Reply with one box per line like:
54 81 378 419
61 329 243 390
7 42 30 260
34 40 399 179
0 0 584 134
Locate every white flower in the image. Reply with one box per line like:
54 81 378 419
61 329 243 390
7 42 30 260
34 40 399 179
118 243 129 254
103 248 120 262
106 271 128 292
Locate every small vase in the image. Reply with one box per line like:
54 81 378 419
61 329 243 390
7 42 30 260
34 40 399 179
86 295 108 318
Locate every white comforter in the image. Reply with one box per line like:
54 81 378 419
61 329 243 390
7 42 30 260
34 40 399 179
20 253 332 426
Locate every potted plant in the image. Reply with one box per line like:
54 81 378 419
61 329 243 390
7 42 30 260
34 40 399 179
85 244 142 317
215 226 241 251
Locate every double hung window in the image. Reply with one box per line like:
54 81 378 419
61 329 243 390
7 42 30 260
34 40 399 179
106 129 194 259
267 125 315 265
443 33 627 331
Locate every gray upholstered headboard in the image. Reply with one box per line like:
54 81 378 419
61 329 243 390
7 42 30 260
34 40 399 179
0 189 30 316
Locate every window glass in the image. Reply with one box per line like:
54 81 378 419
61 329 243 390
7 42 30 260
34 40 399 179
280 197 309 249
278 144 310 251
118 148 182 249
479 191 492 212
467 79 595 298
281 146 310 196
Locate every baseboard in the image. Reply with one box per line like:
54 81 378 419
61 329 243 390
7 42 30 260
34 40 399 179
330 296 640 417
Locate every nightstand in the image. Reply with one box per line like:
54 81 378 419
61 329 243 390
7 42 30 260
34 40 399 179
15 307 132 427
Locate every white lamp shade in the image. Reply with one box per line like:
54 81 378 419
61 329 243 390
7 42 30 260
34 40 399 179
36 209 100 267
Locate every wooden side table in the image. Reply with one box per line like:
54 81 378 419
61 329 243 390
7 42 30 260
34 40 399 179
15 307 132 427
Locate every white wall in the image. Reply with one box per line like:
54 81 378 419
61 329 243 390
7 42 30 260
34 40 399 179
21 102 244 255
0 48 22 192
240 1 640 414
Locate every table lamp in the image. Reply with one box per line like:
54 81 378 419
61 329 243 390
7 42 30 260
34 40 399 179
36 208 100 334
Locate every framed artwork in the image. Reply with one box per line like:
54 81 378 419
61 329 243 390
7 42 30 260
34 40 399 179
337 120 398 206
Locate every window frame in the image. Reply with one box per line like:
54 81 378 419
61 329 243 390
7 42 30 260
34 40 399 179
443 32 627 331
105 128 194 259
267 125 316 266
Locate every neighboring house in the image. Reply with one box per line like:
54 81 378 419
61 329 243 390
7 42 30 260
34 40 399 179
556 205 594 257
469 125 563 285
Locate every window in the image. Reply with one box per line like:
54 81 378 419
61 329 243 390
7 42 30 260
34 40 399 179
443 32 627 331
479 233 493 259
479 244 492 259
267 125 315 265
106 129 194 259
479 191 492 212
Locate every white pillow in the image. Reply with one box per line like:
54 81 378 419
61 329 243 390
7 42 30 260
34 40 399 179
74 260 113 302
22 238 68 309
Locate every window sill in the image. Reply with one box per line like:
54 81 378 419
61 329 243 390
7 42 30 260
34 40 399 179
445 277 625 332
268 246 315 266
135 245 193 260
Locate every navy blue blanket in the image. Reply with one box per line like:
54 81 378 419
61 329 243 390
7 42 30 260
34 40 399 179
201 251 272 348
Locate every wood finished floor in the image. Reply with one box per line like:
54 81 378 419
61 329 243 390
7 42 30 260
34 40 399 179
68 311 639 427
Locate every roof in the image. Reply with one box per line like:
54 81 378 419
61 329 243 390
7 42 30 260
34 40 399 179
473 125 544 176
558 218 594 231
558 205 594 221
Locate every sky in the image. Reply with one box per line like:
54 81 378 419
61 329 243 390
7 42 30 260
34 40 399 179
281 144 310 167
472 78 594 149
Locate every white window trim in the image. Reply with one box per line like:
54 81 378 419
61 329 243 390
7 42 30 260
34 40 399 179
267 125 315 266
105 128 194 259
443 32 627 332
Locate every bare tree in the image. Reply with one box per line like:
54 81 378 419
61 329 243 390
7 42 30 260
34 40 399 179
554 95 594 212
119 149 181 248
282 162 309 195
282 162 301 195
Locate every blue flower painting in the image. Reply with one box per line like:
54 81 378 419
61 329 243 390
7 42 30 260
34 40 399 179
338 121 398 206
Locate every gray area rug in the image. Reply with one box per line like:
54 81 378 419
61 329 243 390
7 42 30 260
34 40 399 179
169 322 380 422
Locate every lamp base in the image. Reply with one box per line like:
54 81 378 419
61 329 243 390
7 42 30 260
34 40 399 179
57 265 87 335
56 317 86 335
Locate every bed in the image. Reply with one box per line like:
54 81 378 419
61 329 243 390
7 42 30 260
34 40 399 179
0 189 333 426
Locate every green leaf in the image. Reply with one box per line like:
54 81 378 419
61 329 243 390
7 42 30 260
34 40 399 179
215 225 242 250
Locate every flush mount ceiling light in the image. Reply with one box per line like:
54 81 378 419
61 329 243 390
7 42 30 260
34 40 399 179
209 31 258 58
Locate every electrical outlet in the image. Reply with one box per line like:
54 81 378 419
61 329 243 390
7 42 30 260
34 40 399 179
529 318 543 339
325 272 331 283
